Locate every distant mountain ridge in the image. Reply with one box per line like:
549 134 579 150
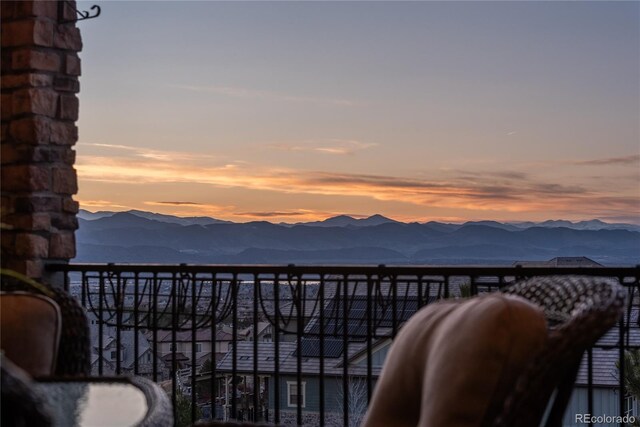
77 209 640 232
294 214 399 228
75 209 640 266
509 219 639 231
78 209 231 226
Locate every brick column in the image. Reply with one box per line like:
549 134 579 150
1 1 82 281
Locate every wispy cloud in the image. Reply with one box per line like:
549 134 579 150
232 209 353 222
147 201 203 206
234 211 309 218
452 170 529 181
83 143 219 163
143 201 237 217
77 199 130 209
172 84 360 107
267 139 376 155
574 154 640 166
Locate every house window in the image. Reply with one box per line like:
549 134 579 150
110 351 117 359
196 343 202 352
287 381 306 408
625 394 637 417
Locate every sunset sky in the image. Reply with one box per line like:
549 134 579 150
75 1 639 224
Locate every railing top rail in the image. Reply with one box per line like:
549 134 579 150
48 263 640 277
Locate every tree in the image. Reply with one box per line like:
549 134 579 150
457 282 472 298
336 377 369 427
175 389 203 427
618 350 640 426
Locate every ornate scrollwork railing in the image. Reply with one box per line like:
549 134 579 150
50 263 640 427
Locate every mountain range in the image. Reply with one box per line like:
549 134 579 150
75 210 640 265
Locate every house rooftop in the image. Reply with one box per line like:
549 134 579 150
215 341 377 378
154 328 232 343
513 257 602 267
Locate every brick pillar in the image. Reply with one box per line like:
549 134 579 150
1 1 82 281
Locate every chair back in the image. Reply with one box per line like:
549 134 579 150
0 291 62 376
0 271 90 376
498 275 626 427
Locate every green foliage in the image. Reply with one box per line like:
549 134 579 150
175 389 203 427
458 283 472 298
447 281 472 299
0 268 54 297
623 350 640 399
618 350 640 426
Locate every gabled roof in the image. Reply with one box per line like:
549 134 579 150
513 256 602 267
196 351 212 366
347 337 392 366
575 349 620 388
155 328 230 343
240 322 271 338
216 341 377 378
297 294 437 358
162 352 190 363
576 306 640 388
217 340 630 388
92 334 115 350
549 256 602 266
90 328 155 370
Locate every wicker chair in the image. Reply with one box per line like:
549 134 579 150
497 275 626 427
194 422 278 427
0 354 54 427
0 270 90 377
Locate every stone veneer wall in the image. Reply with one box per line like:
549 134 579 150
1 1 82 280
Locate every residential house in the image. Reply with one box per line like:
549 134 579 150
209 290 429 424
563 309 640 427
88 313 169 380
241 322 273 342
153 327 236 369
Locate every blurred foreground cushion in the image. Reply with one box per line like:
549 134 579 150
0 353 53 427
0 292 62 377
362 293 547 427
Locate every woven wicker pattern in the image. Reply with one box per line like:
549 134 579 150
195 421 278 427
128 376 175 427
497 275 626 427
0 274 91 377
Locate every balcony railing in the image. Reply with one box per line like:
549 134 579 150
50 264 640 426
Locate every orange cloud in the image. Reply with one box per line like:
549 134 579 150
76 199 131 209
141 201 237 218
75 146 639 221
147 201 203 206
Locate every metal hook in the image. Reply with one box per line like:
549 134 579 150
60 2 101 24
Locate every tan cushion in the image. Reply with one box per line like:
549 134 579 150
362 294 548 427
1 292 62 377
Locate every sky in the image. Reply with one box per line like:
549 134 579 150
75 1 639 224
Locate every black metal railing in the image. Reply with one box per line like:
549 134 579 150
49 264 640 427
